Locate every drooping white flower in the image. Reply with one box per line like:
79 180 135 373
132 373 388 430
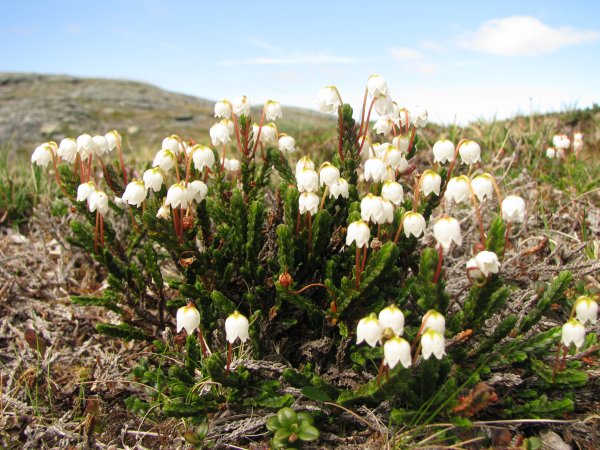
227 158 241 172
384 336 411 369
361 194 383 223
379 305 404 336
574 296 598 324
156 201 170 220
474 251 500 277
58 138 78 163
176 303 201 334
546 147 557 159
190 145 215 171
466 258 484 280
378 199 394 224
122 180 147 207
411 105 428 128
225 310 250 344
374 96 394 116
88 190 109 215
166 182 191 209
92 135 109 156
421 329 446 360
433 216 462 251
295 156 315 176
392 135 410 155
346 220 370 248
233 95 251 116
264 100 282 121
210 122 231 147
382 181 404 205
561 319 585 349
316 86 341 114
296 168 319 193
77 181 96 202
189 180 208 203
422 310 446 334
471 174 494 202
552 134 571 150
76 134 94 160
374 116 394 136
459 140 481 165
255 122 277 145
359 136 375 159
329 178 349 199
421 170 442 197
105 130 121 152
153 149 177 172
162 136 181 155
384 145 407 171
366 74 389 97
31 142 56 168
356 314 382 347
433 139 455 164
319 163 340 187
214 100 233 119
445 176 470 204
141 168 163 193
295 192 317 216
364 157 387 183
278 134 296 153
501 195 526 223
403 212 426 238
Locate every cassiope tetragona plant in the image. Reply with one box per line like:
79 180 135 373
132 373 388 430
32 75 594 447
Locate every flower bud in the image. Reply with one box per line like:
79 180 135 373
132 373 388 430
278 271 293 288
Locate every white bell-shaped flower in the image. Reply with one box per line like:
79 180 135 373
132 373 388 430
474 251 500 277
384 145 407 171
421 170 442 197
421 329 446 360
122 180 147 207
374 95 394 116
153 149 176 172
382 181 404 205
561 319 585 349
278 134 296 153
77 181 96 202
366 74 389 97
378 199 394 224
329 178 349 199
459 140 481 165
364 157 387 183
319 163 340 187
105 130 121 152
214 100 233 119
422 310 446 334
574 296 598 324
225 310 250 344
411 105 428 128
501 195 526 223
552 134 571 150
162 136 181 155
58 138 78 163
76 134 94 160
361 194 383 223
264 100 282 121
296 156 315 176
384 336 411 369
392 135 410 155
296 168 319 193
433 139 455 164
257 123 277 145
346 220 370 248
299 192 319 215
466 258 484 280
379 305 404 336
189 180 208 203
316 86 341 114
445 176 470 204
176 303 201 334
356 313 382 347
210 122 231 147
374 117 394 136
31 142 56 168
92 135 109 156
166 182 191 209
403 212 426 238
156 202 170 220
88 190 109 215
222 158 240 172
471 174 494 202
433 216 462 251
546 147 557 159
233 95 251 116
191 145 215 171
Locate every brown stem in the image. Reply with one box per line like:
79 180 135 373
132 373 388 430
319 186 329 210
393 215 405 244
432 245 444 284
358 98 377 155
50 152 73 199
295 209 301 236
289 282 338 311
552 344 563 383
86 154 94 183
197 327 208 358
412 174 422 212
100 214 104 246
94 210 99 253
357 87 369 138
444 139 469 190
231 113 245 157
360 244 368 273
251 108 266 154
226 342 232 374
407 126 417 154
116 138 128 185
355 246 361 289
307 213 313 249
220 144 227 171
467 179 486 247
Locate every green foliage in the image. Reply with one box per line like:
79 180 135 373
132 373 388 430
519 271 572 333
266 407 319 449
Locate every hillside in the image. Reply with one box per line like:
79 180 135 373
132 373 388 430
0 73 334 159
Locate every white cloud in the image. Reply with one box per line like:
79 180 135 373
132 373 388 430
460 16 600 56
420 41 444 52
217 52 358 66
388 47 440 75
247 37 281 53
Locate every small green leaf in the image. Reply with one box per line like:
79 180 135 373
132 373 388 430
266 415 281 432
301 386 332 402
297 411 314 426
274 427 292 442
277 407 298 428
297 422 320 441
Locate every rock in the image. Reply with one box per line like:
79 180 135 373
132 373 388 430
540 430 571 450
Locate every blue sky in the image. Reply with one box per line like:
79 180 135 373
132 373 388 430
2 0 600 124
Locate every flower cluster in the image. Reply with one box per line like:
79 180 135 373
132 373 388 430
561 295 597 349
546 132 583 160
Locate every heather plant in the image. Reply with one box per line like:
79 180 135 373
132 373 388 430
31 76 597 446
